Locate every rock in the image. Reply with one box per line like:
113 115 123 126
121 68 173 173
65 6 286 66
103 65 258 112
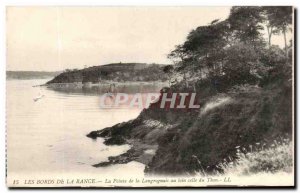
86 131 99 139
104 136 126 145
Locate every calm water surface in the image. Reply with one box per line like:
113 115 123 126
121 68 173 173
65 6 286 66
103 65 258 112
7 79 164 178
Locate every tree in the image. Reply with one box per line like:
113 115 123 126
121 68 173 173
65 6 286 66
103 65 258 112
167 6 293 88
228 6 264 44
163 65 175 86
261 7 280 47
263 7 293 58
182 21 229 77
167 45 188 62
182 22 227 57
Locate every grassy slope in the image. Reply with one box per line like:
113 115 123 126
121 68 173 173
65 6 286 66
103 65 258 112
221 140 293 175
146 64 292 175
88 63 293 175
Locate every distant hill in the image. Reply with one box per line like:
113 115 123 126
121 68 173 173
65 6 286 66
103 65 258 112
46 63 169 84
6 71 61 80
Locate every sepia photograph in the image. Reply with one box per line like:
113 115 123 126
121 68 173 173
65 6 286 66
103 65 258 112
6 6 294 188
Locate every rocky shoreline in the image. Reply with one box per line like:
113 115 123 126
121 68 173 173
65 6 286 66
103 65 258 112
86 118 165 169
92 141 157 168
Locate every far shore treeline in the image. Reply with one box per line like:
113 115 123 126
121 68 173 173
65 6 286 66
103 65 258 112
46 63 170 84
6 71 61 80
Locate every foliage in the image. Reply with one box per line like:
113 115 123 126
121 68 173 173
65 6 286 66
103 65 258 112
228 6 264 43
222 43 260 84
47 63 169 84
168 6 293 89
263 7 292 33
260 45 286 67
219 138 293 175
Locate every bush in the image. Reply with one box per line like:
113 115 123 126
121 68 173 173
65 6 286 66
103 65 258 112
260 46 286 67
219 138 293 175
222 43 261 85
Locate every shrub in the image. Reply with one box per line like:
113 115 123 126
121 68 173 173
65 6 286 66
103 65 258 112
219 138 293 175
260 46 286 67
222 43 261 85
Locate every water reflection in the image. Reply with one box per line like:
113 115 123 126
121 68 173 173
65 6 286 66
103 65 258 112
45 82 167 96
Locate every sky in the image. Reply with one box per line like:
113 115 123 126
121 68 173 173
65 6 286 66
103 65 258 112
6 7 292 71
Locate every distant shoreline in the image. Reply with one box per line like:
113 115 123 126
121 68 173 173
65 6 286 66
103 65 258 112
6 71 61 80
45 80 168 86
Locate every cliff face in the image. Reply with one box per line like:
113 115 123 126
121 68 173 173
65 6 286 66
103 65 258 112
46 63 168 84
87 64 293 175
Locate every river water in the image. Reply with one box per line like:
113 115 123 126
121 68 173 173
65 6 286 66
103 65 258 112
7 79 164 181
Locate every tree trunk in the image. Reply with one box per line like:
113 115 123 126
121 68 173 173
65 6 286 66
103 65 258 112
267 26 273 47
283 29 288 59
199 65 202 80
183 71 188 88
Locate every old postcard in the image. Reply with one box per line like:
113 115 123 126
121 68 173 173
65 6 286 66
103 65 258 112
6 6 294 187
